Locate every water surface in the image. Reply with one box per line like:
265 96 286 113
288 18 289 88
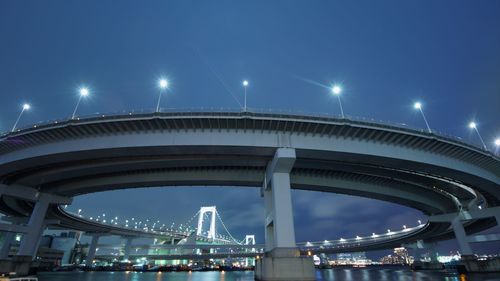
37 269 500 281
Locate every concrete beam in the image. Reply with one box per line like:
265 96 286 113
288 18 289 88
429 206 500 222
0 223 28 233
0 184 72 204
263 148 296 191
468 234 500 243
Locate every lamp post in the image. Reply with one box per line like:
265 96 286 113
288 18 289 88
413 102 431 133
156 79 168 112
243 80 249 112
12 103 30 132
469 122 487 150
72 87 89 119
331 85 344 118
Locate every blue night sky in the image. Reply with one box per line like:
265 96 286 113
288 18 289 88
1 1 499 258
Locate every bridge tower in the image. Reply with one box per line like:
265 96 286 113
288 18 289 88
245 235 256 267
196 206 217 239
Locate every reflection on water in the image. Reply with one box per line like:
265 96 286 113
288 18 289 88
315 268 499 281
37 269 500 281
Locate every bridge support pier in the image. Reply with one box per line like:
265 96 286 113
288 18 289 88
256 148 314 281
17 195 51 259
122 237 134 261
85 234 100 267
451 218 473 256
0 232 15 259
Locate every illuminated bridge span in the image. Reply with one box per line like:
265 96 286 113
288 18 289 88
0 111 499 280
91 223 428 261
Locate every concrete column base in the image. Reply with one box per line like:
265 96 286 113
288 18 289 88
460 255 500 273
255 248 315 281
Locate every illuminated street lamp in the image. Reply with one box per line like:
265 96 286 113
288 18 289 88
156 79 168 112
12 103 31 132
331 84 344 118
413 102 431 133
469 121 487 150
243 80 249 112
72 87 89 119
494 138 500 148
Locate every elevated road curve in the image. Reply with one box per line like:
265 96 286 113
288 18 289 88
0 111 499 260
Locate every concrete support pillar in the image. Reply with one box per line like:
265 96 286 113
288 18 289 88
17 195 50 258
451 218 473 256
85 234 100 267
263 148 297 251
0 232 15 259
413 246 420 262
427 242 438 262
256 148 315 281
123 237 133 261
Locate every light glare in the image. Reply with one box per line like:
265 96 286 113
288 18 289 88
469 122 477 129
80 88 89 97
332 85 342 95
495 138 500 146
159 79 168 89
414 102 422 109
243 80 249 87
22 104 31 110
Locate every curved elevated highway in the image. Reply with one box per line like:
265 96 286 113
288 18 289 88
0 111 499 262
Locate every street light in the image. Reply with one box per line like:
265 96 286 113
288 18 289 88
331 84 344 118
12 103 31 132
156 79 168 112
495 138 500 147
469 121 487 150
72 87 89 119
243 80 249 112
413 102 431 133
